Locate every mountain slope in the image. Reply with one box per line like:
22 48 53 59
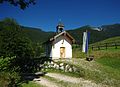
91 36 120 46
22 24 120 44
68 24 120 44
1 21 120 44
21 26 54 43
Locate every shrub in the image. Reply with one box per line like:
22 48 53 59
0 72 21 87
0 56 21 87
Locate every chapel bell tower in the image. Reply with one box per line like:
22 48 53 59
56 21 64 33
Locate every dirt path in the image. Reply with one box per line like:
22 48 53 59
46 73 108 87
33 72 107 87
34 77 58 87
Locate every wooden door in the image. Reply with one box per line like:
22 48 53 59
60 47 65 58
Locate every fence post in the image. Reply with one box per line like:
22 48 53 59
115 42 117 49
105 43 107 50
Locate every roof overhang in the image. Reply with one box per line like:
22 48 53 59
43 31 75 44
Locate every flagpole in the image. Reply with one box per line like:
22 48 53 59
86 30 88 58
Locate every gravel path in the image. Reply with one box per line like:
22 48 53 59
33 72 108 87
46 73 107 87
34 77 58 87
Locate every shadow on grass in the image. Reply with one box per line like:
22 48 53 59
19 57 50 85
21 72 46 82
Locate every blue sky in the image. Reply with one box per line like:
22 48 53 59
0 0 120 31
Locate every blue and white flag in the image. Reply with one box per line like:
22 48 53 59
82 31 90 53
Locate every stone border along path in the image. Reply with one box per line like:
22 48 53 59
33 72 108 87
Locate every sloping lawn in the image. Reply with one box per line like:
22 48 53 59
96 57 120 69
67 49 120 87
21 81 44 87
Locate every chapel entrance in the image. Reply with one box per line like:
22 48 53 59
60 47 65 58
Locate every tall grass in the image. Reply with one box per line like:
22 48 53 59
70 48 120 87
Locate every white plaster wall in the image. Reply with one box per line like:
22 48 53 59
52 35 72 59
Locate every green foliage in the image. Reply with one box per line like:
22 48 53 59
21 24 120 45
0 71 21 87
22 26 54 43
0 18 34 58
0 0 36 10
1 20 120 45
0 56 21 87
0 18 36 86
32 43 44 57
0 56 16 71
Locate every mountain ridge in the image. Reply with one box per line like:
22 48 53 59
0 21 120 44
21 23 120 44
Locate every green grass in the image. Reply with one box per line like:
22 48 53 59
21 81 44 87
91 36 120 45
72 48 86 58
66 48 120 87
90 48 120 58
67 59 120 87
96 57 120 69
89 36 120 51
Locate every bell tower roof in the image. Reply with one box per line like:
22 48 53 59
56 21 64 33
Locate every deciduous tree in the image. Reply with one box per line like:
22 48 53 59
0 0 36 9
0 18 34 58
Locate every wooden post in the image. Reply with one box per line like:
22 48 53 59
105 43 107 50
115 42 117 49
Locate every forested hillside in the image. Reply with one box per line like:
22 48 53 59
68 24 120 44
21 26 54 43
21 24 120 44
1 20 120 44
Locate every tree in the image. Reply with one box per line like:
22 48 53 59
34 42 44 57
0 18 36 73
0 0 36 9
0 18 34 58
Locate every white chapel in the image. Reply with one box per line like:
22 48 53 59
44 22 75 60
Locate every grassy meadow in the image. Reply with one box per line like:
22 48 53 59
70 42 120 87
